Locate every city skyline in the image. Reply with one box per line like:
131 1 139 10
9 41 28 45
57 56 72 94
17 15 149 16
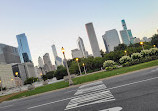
0 0 158 65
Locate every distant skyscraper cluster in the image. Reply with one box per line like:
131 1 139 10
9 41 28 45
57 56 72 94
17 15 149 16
0 19 153 89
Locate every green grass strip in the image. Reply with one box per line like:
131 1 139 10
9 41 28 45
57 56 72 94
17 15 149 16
7 59 158 101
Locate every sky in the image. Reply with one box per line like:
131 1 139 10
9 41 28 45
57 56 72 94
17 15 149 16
0 0 158 66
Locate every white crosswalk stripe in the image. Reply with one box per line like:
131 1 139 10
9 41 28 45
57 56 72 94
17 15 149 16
65 81 115 110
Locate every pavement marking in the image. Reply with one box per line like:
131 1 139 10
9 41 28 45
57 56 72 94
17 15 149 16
27 76 158 110
109 76 158 90
99 107 122 111
0 105 13 109
65 81 115 110
27 97 72 109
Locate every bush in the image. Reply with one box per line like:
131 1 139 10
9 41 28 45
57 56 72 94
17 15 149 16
119 56 132 64
24 77 38 85
46 71 55 79
103 60 117 71
131 53 142 60
140 50 151 57
105 66 117 71
54 65 68 80
150 48 158 56
103 60 116 68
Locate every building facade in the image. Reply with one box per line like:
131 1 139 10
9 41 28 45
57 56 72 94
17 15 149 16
102 29 121 53
12 62 37 82
120 20 134 45
77 37 88 58
71 49 84 59
0 64 16 88
43 53 54 72
51 45 62 68
16 33 32 63
0 43 21 64
85 23 101 57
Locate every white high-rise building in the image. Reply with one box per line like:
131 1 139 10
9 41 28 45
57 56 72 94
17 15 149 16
51 44 62 68
38 56 44 68
71 49 83 59
85 22 101 57
77 37 88 58
43 53 54 72
102 29 121 53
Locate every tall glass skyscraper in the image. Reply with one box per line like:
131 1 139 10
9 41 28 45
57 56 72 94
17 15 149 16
120 20 134 45
16 33 32 63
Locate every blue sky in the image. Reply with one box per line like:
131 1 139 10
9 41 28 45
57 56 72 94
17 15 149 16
0 0 158 65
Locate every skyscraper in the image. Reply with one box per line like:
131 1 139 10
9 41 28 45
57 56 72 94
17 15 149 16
77 37 88 58
102 29 121 53
0 43 21 64
85 23 101 57
38 56 44 68
43 53 54 72
120 20 134 45
16 33 32 63
51 44 62 67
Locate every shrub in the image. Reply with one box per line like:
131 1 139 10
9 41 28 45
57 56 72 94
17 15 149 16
24 77 38 85
105 66 117 71
103 60 117 71
54 65 68 80
140 50 151 57
103 60 116 68
119 56 132 64
150 48 158 56
131 53 142 60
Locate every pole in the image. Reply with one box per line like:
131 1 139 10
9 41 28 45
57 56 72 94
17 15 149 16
63 54 73 85
84 65 87 75
0 77 2 94
142 45 144 50
77 61 82 75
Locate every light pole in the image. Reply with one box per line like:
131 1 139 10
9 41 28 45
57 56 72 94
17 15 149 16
153 45 156 48
61 47 73 85
76 58 82 75
82 63 87 75
124 50 127 56
140 42 144 50
0 77 2 94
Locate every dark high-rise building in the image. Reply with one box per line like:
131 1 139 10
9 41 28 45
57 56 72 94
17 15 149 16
0 43 21 64
16 33 32 63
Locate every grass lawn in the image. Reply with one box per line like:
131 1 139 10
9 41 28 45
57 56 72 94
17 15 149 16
2 59 158 102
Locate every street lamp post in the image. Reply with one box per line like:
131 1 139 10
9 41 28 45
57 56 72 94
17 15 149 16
61 47 73 85
124 50 127 56
153 45 156 48
76 58 82 75
82 63 87 75
140 42 144 50
0 77 2 94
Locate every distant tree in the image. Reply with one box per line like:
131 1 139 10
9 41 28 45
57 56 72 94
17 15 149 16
24 77 38 85
46 71 55 79
114 44 127 51
54 65 67 80
100 50 105 57
151 34 158 47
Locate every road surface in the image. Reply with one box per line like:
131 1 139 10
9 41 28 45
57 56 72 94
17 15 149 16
0 66 158 111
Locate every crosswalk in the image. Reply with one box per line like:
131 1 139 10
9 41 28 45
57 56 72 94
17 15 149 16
65 81 115 110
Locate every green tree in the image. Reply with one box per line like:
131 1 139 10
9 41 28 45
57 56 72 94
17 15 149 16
46 71 55 79
151 34 158 47
114 44 127 51
54 65 67 80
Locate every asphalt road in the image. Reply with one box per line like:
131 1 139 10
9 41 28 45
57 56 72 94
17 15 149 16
0 66 158 111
